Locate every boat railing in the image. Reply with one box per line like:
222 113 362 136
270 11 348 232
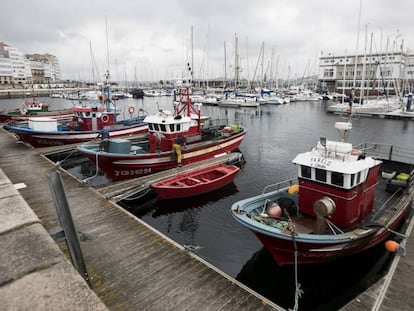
357 142 414 165
261 177 298 196
208 118 229 127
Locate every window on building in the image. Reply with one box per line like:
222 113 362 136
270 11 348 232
323 69 334 77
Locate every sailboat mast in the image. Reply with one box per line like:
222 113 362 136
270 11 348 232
105 13 110 73
352 0 363 90
191 26 194 83
342 50 347 103
359 24 368 104
89 42 95 83
234 34 239 91
224 41 227 88
261 42 264 88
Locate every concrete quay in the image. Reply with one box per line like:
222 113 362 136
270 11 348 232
0 87 88 99
0 168 108 310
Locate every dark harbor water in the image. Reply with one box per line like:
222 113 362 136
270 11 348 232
2 96 414 310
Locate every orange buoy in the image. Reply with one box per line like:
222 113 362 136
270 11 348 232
385 240 399 253
267 203 282 218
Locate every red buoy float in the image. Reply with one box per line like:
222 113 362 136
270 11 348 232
128 106 135 115
385 240 399 253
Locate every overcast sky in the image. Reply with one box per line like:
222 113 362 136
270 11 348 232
1 0 412 83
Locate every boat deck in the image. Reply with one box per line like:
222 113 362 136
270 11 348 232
0 128 280 310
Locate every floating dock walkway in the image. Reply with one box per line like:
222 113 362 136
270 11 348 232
0 128 282 310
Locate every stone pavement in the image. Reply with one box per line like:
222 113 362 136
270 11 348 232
0 169 108 311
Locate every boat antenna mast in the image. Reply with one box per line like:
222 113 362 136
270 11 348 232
175 63 200 120
102 13 116 120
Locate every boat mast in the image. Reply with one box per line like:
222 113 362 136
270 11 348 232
234 33 239 92
103 13 115 119
224 41 227 89
352 0 363 91
342 49 347 104
359 24 368 104
105 13 110 73
191 25 194 84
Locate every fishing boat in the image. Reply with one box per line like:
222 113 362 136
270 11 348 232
151 163 240 199
231 119 414 266
4 71 148 148
0 95 73 123
77 65 247 181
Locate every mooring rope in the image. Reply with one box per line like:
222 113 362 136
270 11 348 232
289 219 303 311
82 151 100 184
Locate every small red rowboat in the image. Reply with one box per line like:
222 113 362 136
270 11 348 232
151 163 240 199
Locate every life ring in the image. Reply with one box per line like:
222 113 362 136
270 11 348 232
101 114 109 123
128 106 135 115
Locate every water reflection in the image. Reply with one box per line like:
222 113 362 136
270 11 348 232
237 244 393 311
123 182 239 250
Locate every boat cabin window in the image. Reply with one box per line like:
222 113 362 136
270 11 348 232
301 166 311 178
351 174 355 187
357 171 362 184
148 123 154 131
154 124 160 131
315 168 327 182
169 124 174 132
331 172 344 187
160 124 166 132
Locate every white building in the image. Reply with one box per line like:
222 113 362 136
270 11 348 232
0 41 61 86
0 42 27 85
25 53 61 83
0 43 13 85
318 51 413 96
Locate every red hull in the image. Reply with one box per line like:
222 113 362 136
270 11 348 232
151 164 240 199
81 131 246 180
255 203 411 265
0 111 74 123
7 124 148 148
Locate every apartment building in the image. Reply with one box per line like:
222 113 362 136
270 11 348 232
318 51 413 96
0 41 61 85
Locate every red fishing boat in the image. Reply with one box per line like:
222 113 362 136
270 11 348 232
151 163 240 199
231 120 414 266
4 71 148 148
77 65 247 181
0 96 73 123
